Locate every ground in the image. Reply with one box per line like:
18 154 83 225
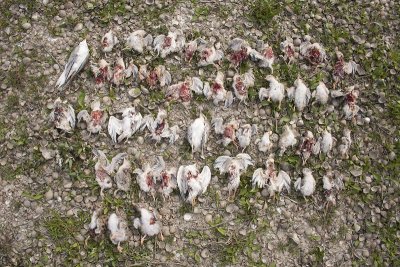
0 0 399 266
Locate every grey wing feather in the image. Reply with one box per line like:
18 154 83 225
77 110 90 123
199 166 211 193
108 116 123 143
109 153 127 173
67 105 76 128
176 166 187 198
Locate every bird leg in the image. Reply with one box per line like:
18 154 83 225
159 231 164 241
100 188 105 198
117 242 123 253
140 235 147 245
191 198 196 207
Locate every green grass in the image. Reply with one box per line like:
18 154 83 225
249 0 282 27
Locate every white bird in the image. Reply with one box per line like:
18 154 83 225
91 59 112 88
56 39 89 89
133 206 163 245
141 108 179 144
108 213 128 252
321 129 334 155
252 157 276 189
312 81 330 105
312 137 321 155
300 41 326 65
333 47 365 87
114 158 132 195
108 107 143 143
166 77 204 103
154 156 177 199
293 78 311 111
153 30 185 58
214 153 253 198
144 65 172 88
279 124 297 156
49 98 76 133
187 113 210 157
125 30 153 53
259 75 285 108
343 90 360 120
212 117 240 147
249 42 275 72
184 38 206 62
198 45 224 67
177 164 211 206
89 208 104 235
112 57 126 86
237 124 257 151
133 158 164 199
280 37 295 64
93 149 127 196
232 69 255 103
124 60 139 81
298 130 316 165
294 168 316 196
101 30 119 53
77 100 107 134
203 72 234 107
257 131 273 153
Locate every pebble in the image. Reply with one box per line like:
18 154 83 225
74 23 83 31
45 189 53 200
22 22 31 30
205 214 213 223
23 200 31 207
201 248 210 258
183 213 192 221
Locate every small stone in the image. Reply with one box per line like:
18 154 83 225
169 225 177 234
22 22 31 30
354 224 361 232
183 213 192 221
23 200 31 207
162 226 170 236
74 23 83 31
128 88 141 98
45 189 53 200
75 195 83 203
201 248 210 258
350 167 362 177
226 204 238 213
205 214 213 223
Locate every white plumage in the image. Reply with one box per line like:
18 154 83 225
300 41 326 65
93 149 127 196
294 168 316 196
177 164 211 205
114 158 132 194
257 131 273 153
212 117 240 147
108 213 128 252
187 113 210 157
55 39 89 89
166 77 204 103
323 171 344 205
321 129 334 155
155 156 177 199
141 108 179 144
299 130 316 165
293 78 311 111
237 124 257 151
77 100 107 134
91 59 112 88
203 72 233 107
252 157 276 189
133 207 162 244
125 30 153 53
198 45 224 67
153 30 185 58
259 75 285 108
249 43 274 72
49 98 76 133
108 107 143 143
312 81 330 105
214 153 253 197
112 57 126 86
280 37 295 64
133 158 164 198
101 30 119 52
279 125 297 156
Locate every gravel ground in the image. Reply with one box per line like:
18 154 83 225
0 0 399 266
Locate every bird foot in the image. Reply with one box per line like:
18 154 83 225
159 232 164 241
140 235 147 245
117 243 123 253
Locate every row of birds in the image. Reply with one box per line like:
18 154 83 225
54 29 364 95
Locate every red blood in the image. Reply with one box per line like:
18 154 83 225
150 217 156 225
308 47 321 65
333 58 345 78
162 37 172 49
147 71 158 87
346 92 356 105
54 107 63 121
146 175 154 187
212 82 222 94
102 37 108 47
235 78 246 95
155 121 165 135
201 49 211 60
224 126 234 139
230 47 248 65
96 168 108 182
185 48 195 61
285 45 295 58
179 82 191 102
161 172 169 188
262 47 274 59
91 110 103 125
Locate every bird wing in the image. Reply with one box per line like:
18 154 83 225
203 82 211 98
191 77 204 95
278 170 291 192
141 114 154 132
131 113 143 133
252 168 267 188
153 35 165 55
108 116 124 143
143 34 153 47
133 217 141 229
162 125 180 144
176 166 187 198
211 117 224 134
243 70 255 87
229 38 246 51
259 87 269 101
159 69 172 87
294 177 302 191
153 156 166 175
286 86 295 100
225 91 234 108
236 153 253 169
67 104 76 128
77 110 90 123
202 119 210 150
214 156 231 173
199 166 211 193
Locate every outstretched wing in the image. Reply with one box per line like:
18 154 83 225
203 82 211 98
199 166 211 193
259 87 269 101
252 168 267 188
211 117 224 135
162 125 180 144
109 153 127 173
191 77 204 95
131 113 143 133
67 105 76 128
214 156 231 174
153 156 166 174
108 116 124 143
176 166 187 198
278 170 291 192
236 153 253 169
140 114 154 132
